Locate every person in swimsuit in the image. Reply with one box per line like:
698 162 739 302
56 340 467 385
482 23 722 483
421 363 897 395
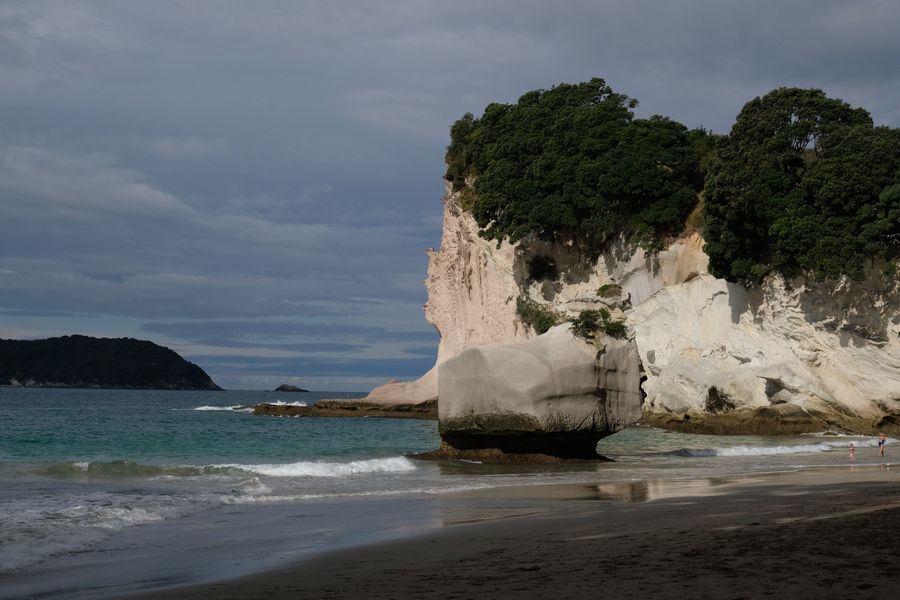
879 433 886 458
848 443 855 462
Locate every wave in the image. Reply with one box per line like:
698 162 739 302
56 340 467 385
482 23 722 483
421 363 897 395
40 456 417 480
219 456 417 478
224 483 495 504
184 402 306 412
667 438 883 458
186 405 254 412
0 489 200 572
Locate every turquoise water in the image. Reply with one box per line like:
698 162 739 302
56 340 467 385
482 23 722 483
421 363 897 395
0 388 892 599
1 388 437 464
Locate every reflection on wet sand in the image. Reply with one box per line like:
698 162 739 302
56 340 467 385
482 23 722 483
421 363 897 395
436 477 749 526
593 478 735 503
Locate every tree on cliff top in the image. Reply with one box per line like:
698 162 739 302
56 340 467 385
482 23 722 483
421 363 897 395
703 87 900 282
445 78 703 249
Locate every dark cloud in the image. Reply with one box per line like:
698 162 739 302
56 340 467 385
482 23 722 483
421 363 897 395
140 319 438 344
187 340 368 354
1 0 897 389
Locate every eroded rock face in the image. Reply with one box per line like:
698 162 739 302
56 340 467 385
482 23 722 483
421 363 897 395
363 367 438 405
437 326 642 459
632 272 900 431
367 182 900 434
363 182 528 403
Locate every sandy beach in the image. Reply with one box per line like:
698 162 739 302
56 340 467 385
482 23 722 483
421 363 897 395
128 466 900 599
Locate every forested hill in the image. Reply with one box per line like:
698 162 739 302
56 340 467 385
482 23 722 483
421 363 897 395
445 79 900 284
0 335 221 390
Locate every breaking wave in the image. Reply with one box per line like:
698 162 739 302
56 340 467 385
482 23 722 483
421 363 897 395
40 456 417 480
217 456 417 478
667 438 884 458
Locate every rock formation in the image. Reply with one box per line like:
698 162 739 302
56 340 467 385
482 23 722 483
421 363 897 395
367 183 900 435
274 384 309 392
437 325 642 459
252 399 437 420
362 182 528 404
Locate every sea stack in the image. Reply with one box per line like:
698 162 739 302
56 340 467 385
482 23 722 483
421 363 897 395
437 325 642 460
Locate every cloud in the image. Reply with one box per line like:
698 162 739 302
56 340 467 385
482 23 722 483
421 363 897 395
148 137 225 160
1 0 898 389
140 319 438 346
192 354 436 379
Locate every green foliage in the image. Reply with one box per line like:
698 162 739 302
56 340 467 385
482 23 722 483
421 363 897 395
516 297 561 335
687 127 723 187
596 283 622 298
445 78 702 248
0 335 220 389
602 319 628 339
448 82 900 285
569 308 627 340
884 261 898 280
445 112 477 191
703 87 900 282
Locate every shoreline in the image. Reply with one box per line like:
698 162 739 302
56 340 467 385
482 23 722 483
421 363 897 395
128 464 900 599
249 398 438 420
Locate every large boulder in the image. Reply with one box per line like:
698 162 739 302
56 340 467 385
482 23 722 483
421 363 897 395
437 325 642 460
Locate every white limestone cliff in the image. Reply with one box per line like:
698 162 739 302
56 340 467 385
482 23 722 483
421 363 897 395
363 182 528 404
368 184 900 431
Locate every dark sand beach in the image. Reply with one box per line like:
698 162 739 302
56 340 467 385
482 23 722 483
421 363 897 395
131 466 900 599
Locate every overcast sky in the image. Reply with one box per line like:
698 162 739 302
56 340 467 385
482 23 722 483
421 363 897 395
1 1 899 391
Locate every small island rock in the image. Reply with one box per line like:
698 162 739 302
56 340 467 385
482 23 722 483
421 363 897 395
274 384 309 392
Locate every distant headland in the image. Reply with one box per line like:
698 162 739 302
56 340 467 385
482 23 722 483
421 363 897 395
0 335 221 391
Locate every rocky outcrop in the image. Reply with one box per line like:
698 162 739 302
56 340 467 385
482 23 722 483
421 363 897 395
436 326 642 459
361 182 529 404
252 399 437 420
632 271 900 433
363 367 437 405
274 384 308 392
367 183 900 435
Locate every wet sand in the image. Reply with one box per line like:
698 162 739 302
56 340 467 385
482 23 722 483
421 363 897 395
132 466 900 599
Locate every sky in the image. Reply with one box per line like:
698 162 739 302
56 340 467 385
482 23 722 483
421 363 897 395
1 1 899 391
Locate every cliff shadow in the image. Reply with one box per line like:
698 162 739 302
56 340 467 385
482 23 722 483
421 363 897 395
726 280 761 325
512 236 599 301
797 273 897 347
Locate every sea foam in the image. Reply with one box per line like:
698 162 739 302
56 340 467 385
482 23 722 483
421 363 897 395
189 405 254 412
221 456 417 478
670 437 883 458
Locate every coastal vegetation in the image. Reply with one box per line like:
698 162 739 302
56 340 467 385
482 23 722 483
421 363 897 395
703 87 900 282
516 296 561 334
447 81 900 284
570 308 627 340
0 335 221 390
596 283 622 298
445 78 704 250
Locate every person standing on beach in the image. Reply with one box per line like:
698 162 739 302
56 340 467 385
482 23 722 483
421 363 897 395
848 443 856 462
878 433 887 458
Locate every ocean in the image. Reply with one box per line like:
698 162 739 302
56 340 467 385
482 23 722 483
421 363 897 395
0 388 892 599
